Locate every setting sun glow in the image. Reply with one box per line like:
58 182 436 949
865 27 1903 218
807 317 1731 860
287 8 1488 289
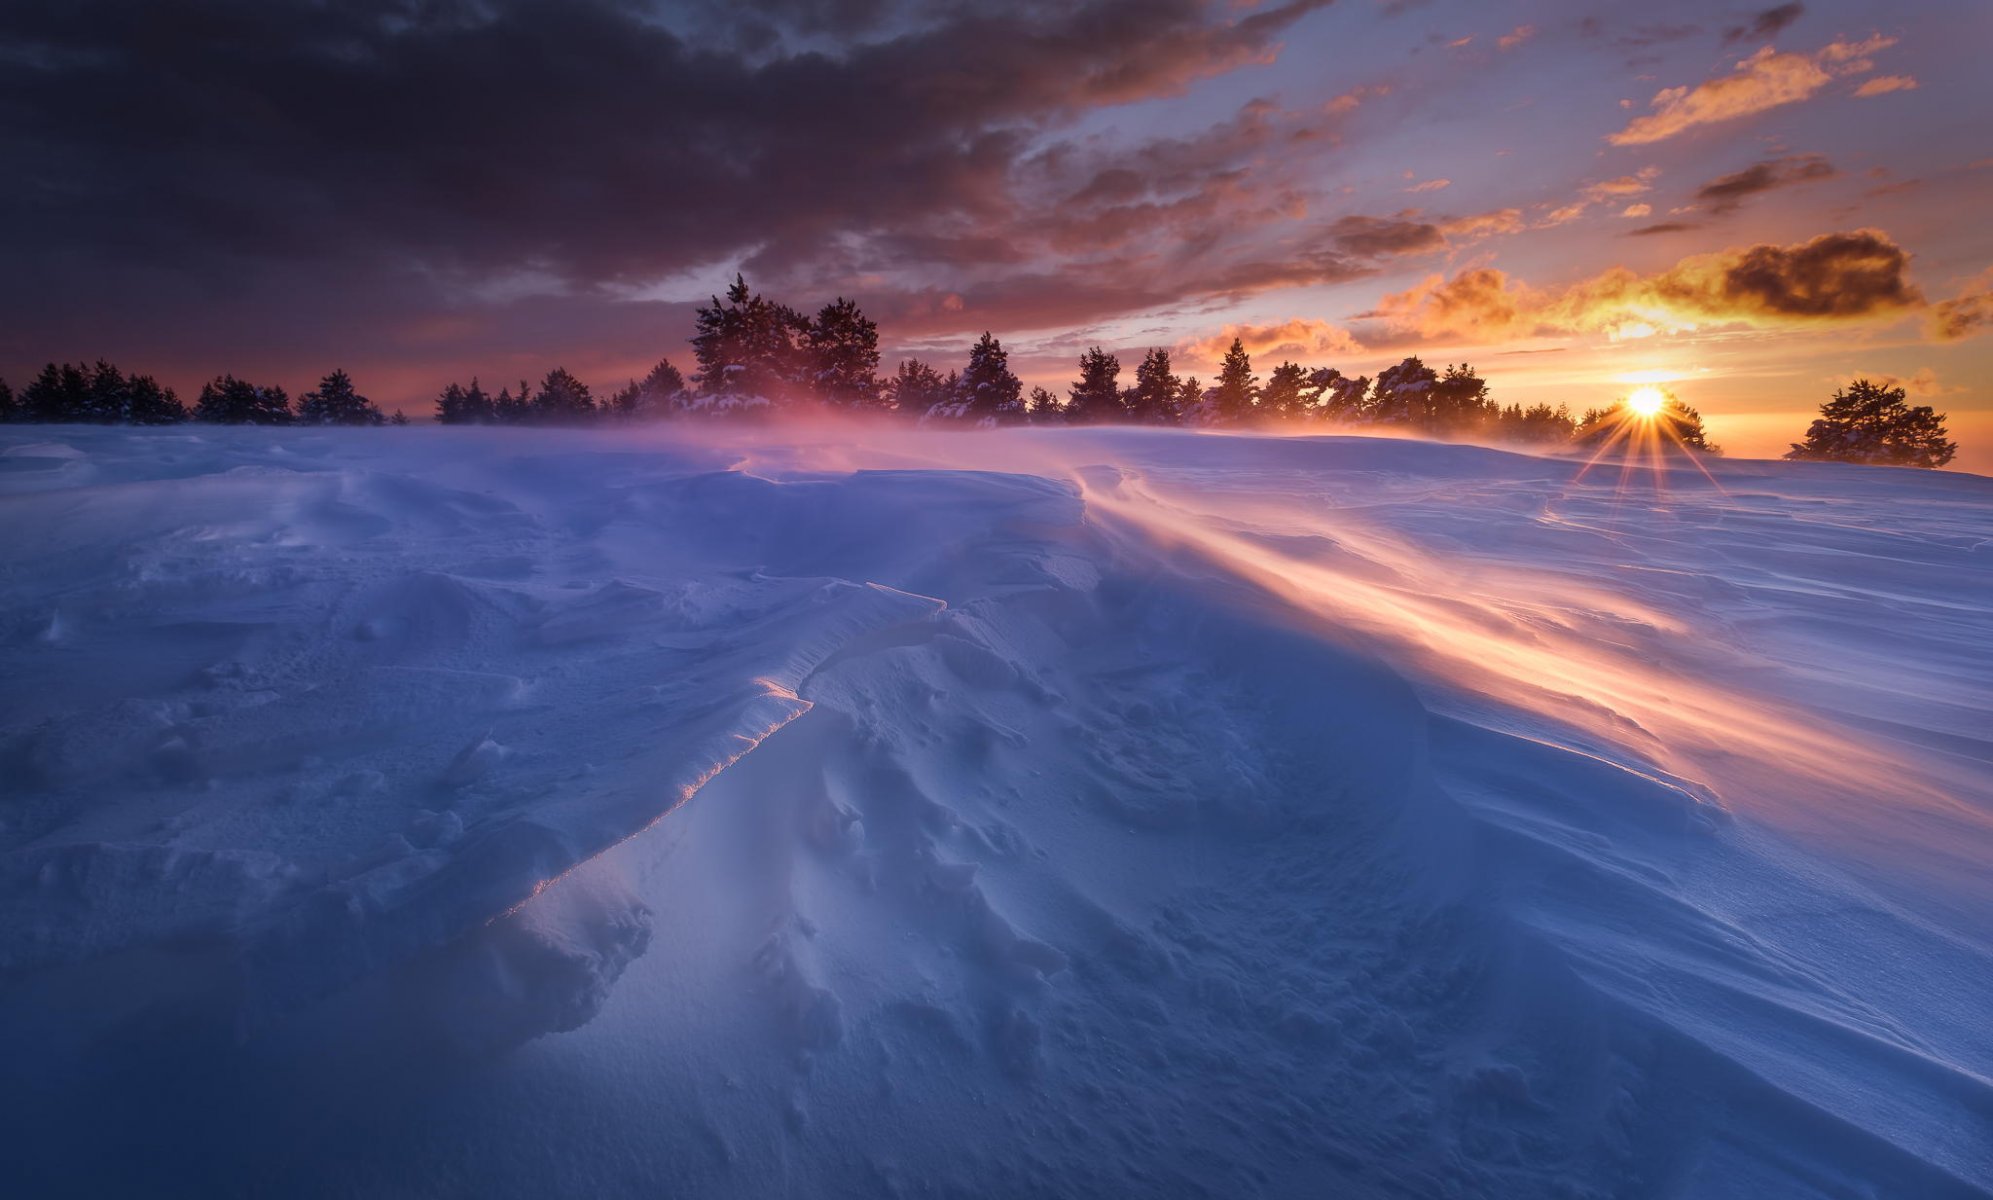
1627 387 1666 419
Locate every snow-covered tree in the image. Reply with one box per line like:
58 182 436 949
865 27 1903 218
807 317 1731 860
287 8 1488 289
297 369 384 425
1371 357 1437 427
1492 402 1574 443
1309 368 1369 423
806 297 882 409
691 274 807 402
1066 346 1125 423
194 375 291 424
928 333 1023 425
1786 379 1956 468
886 359 950 416
1127 348 1182 424
608 359 687 420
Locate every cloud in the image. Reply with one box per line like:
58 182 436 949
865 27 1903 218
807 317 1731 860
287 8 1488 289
1609 36 1895 145
1621 204 1653 218
1440 209 1524 239
1326 214 1446 257
0 0 1341 365
1930 290 1993 341
1405 178 1452 193
1723 3 1805 46
1695 154 1836 214
1364 229 1924 342
1181 318 1364 364
1855 75 1918 98
1497 25 1535 51
1628 223 1700 237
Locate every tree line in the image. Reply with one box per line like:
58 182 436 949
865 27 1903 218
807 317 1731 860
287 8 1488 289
0 272 1957 468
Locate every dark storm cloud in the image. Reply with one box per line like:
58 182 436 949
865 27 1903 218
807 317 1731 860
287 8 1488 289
1723 3 1805 45
1325 214 1445 257
1695 154 1836 214
0 0 1333 319
1627 222 1700 237
1696 229 1920 320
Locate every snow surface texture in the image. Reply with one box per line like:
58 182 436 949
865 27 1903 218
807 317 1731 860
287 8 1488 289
0 424 1989 1199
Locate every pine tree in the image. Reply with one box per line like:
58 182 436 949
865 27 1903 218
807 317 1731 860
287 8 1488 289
1426 364 1495 434
1066 347 1125 423
461 378 495 423
1027 386 1063 424
124 372 186 424
1127 348 1181 424
194 375 291 424
1260 362 1309 421
493 381 533 424
0 377 13 423
1175 375 1204 418
1207 339 1258 424
887 359 948 415
1309 369 1370 423
1371 357 1437 426
806 297 882 408
390 411 411 426
532 367 595 422
84 361 128 422
23 363 90 423
297 369 384 425
944 332 1024 425
690 274 807 402
435 382 469 424
1786 379 1956 468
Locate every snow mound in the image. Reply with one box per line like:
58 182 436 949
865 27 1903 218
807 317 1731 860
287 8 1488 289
1 423 1988 1198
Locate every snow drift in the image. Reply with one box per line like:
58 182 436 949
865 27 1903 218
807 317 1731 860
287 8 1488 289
0 424 1987 1198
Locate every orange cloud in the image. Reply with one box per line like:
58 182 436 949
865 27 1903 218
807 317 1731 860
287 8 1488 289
1497 25 1535 51
1440 209 1524 239
1182 318 1364 364
1609 36 1896 145
1406 178 1451 193
1366 230 1924 342
1930 290 1993 341
1855 75 1918 98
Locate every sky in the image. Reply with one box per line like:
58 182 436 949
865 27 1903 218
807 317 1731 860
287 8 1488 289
2 0 1990 466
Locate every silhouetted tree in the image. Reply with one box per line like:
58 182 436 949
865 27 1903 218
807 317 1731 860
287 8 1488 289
23 363 89 422
194 375 291 424
532 367 595 422
0 377 13 423
390 411 411 426
435 382 469 424
1786 379 1956 468
1175 375 1204 418
1027 386 1063 424
297 369 384 425
1066 346 1125 423
1203 339 1257 425
495 380 533 423
1493 402 1575 443
806 297 882 408
691 274 807 401
122 371 186 424
608 359 687 420
1126 348 1181 425
1425 364 1496 433
929 333 1023 425
1309 368 1369 422
886 359 949 416
1260 362 1309 421
1371 357 1437 427
1574 391 1717 453
459 378 495 423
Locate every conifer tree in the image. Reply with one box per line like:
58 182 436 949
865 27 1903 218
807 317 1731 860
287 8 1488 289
297 369 384 425
1127 348 1182 424
0 377 13 423
460 378 495 423
1786 379 1956 468
806 297 882 408
124 372 186 424
532 368 595 421
194 375 291 424
887 359 949 415
1260 362 1309 421
1426 364 1495 433
436 382 469 424
691 274 807 401
1309 369 1370 422
23 362 90 422
494 381 533 424
1066 347 1125 423
1371 357 1438 426
1027 386 1063 424
946 332 1024 425
1207 339 1258 424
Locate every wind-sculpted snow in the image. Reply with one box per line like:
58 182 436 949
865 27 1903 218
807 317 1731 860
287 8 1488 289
0 424 1988 1198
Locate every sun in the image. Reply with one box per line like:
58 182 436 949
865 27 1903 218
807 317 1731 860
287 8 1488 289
1626 386 1666 419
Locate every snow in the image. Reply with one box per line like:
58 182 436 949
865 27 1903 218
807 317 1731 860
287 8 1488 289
1 422 1988 1198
